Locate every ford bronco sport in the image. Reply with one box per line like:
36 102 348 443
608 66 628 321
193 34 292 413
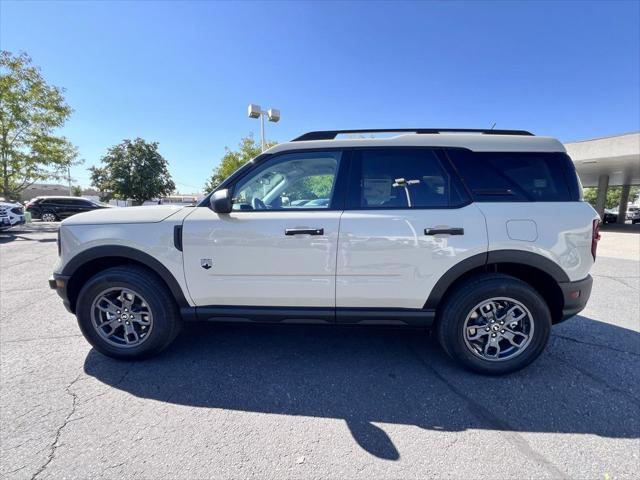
49 129 598 375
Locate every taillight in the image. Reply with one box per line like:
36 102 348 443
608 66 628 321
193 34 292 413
591 219 600 260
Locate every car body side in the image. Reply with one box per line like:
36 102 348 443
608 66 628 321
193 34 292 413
26 196 108 220
51 134 598 328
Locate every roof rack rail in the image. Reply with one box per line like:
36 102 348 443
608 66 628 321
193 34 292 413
292 128 534 142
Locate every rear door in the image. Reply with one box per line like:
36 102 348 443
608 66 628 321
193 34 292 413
183 149 347 309
336 147 488 316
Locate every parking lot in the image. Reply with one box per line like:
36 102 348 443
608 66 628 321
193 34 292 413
1 222 638 479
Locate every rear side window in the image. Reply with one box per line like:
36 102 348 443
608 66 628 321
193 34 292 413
347 148 469 209
446 149 578 202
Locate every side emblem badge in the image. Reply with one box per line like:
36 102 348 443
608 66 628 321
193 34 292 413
201 258 213 270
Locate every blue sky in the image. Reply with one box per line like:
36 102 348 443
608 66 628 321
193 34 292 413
1 0 639 192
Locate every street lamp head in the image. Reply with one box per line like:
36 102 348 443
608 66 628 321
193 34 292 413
267 108 280 123
248 104 261 119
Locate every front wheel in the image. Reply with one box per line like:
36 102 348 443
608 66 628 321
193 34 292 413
437 274 551 375
76 265 182 359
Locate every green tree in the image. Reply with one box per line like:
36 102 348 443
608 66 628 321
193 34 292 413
71 185 83 197
0 51 79 199
90 138 175 205
285 175 334 201
583 186 640 209
204 134 276 192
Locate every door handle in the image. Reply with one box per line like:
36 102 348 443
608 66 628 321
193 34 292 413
285 228 324 236
424 227 464 235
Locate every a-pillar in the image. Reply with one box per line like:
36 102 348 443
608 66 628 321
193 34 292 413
594 174 609 220
617 183 631 224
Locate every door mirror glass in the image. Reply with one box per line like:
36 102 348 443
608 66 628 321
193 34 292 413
210 189 233 214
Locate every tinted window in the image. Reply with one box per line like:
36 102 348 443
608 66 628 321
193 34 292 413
348 148 468 209
447 149 576 202
232 151 342 210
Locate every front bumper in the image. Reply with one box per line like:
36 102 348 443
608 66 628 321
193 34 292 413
558 274 593 322
49 274 73 313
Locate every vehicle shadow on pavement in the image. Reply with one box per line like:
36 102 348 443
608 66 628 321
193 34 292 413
83 316 640 460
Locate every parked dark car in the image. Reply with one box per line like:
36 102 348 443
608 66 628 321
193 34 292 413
25 196 110 222
603 208 618 224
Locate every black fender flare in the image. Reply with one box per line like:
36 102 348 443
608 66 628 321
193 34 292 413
62 245 190 308
424 249 569 309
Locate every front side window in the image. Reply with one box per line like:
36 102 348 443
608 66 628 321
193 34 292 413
348 148 467 209
231 151 342 211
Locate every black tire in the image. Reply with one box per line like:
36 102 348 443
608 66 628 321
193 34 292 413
76 265 182 360
436 273 551 375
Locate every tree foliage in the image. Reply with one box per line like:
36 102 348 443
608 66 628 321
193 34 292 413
0 51 79 199
583 186 640 209
285 175 334 201
204 134 276 192
71 185 82 197
90 138 175 204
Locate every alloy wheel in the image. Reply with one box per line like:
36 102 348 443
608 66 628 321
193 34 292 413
462 297 534 362
41 212 57 222
90 287 154 348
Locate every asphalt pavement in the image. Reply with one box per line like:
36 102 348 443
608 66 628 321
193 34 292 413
1 222 638 479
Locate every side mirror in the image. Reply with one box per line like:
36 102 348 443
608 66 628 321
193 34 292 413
210 189 233 214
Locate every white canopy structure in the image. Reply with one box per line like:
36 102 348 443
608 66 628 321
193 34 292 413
565 132 640 221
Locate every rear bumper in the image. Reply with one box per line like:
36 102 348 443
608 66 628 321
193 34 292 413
49 274 73 313
558 275 593 322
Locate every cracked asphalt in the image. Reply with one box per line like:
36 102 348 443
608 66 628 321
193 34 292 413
1 223 639 479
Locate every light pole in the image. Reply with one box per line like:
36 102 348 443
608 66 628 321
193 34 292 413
248 104 280 151
67 165 72 196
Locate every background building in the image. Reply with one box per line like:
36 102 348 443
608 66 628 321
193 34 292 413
565 132 640 221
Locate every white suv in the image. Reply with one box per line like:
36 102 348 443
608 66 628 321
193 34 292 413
50 129 599 374
0 201 26 229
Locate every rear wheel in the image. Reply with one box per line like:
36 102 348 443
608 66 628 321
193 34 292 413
437 274 551 375
41 212 58 222
76 265 182 359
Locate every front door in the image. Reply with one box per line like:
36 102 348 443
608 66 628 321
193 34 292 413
183 150 345 308
336 147 488 313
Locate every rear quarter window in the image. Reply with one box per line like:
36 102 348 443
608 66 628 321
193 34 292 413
446 149 579 202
